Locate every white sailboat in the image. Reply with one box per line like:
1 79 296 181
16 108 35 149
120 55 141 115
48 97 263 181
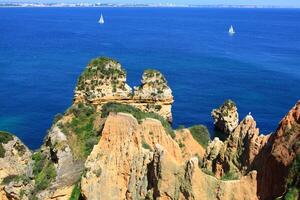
98 13 104 24
228 25 235 35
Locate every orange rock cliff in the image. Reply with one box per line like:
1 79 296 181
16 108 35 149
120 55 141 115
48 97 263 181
0 57 299 200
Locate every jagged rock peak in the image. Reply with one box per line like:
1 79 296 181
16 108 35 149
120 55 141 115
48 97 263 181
211 99 239 135
133 69 173 101
255 101 300 200
203 113 268 178
73 57 174 121
271 100 300 166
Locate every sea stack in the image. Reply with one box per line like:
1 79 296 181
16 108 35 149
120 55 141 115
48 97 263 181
74 57 174 122
211 99 239 135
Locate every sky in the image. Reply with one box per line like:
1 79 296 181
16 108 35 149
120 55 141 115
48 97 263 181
1 0 300 7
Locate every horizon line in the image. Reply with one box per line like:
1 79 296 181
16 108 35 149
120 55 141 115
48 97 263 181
0 2 300 9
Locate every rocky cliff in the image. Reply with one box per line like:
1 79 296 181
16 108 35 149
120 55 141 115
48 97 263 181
0 56 299 200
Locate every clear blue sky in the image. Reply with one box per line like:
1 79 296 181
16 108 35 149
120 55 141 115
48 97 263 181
2 0 300 7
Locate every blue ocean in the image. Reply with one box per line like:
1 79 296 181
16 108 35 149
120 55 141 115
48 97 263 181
0 7 299 149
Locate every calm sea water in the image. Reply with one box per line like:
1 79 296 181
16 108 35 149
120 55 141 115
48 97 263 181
0 7 299 149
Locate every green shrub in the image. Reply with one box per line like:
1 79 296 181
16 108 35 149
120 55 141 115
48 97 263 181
286 154 300 186
195 153 203 168
188 125 210 148
32 151 57 193
32 151 46 176
178 141 185 148
221 171 239 181
77 57 126 90
283 187 299 200
177 125 185 130
0 131 13 144
201 168 214 176
2 175 18 184
53 113 63 124
0 144 5 158
2 174 30 185
101 102 175 138
62 104 100 158
70 183 81 200
0 131 25 158
34 162 56 192
20 189 26 199
15 143 27 156
142 140 152 150
223 99 236 110
281 154 300 200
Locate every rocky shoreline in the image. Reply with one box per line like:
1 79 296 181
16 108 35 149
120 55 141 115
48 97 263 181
0 57 299 200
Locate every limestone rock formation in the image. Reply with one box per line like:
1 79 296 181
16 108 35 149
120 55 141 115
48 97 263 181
132 69 174 122
80 112 264 200
80 112 183 200
204 101 300 199
203 114 268 178
1 56 299 200
0 132 32 200
74 57 132 104
74 57 174 122
0 132 32 182
186 157 259 200
33 124 84 200
212 100 239 135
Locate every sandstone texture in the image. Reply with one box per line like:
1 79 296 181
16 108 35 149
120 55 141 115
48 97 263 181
175 129 206 160
80 112 182 200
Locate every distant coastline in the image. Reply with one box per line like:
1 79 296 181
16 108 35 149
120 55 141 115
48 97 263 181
0 2 299 8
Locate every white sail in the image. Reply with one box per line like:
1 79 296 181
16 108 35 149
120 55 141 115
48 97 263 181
98 13 104 24
228 25 235 35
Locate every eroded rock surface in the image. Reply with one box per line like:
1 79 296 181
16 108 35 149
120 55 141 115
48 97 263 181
0 132 32 182
256 101 300 200
80 112 265 200
74 57 174 122
80 112 182 200
212 100 239 135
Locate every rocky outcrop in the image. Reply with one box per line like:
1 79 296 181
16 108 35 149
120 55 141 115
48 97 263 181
132 69 174 122
74 57 132 104
212 100 239 135
0 132 32 200
203 114 269 178
80 112 182 200
44 126 84 188
81 113 151 200
33 124 84 200
256 101 300 200
80 112 264 200
186 157 259 200
0 132 32 182
204 101 300 199
74 57 174 122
